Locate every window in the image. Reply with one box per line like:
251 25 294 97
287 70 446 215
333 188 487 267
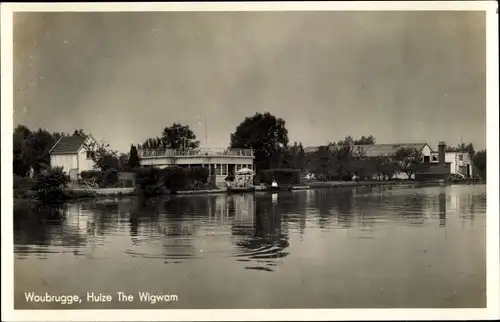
423 156 430 163
458 154 463 161
432 155 438 162
86 151 93 160
221 164 227 176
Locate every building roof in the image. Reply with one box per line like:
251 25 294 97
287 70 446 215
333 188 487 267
352 143 430 157
49 135 88 155
304 143 431 157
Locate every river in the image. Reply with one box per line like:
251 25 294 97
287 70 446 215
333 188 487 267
13 184 486 309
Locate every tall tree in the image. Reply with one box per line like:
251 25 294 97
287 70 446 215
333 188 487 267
13 125 32 176
230 112 289 171
21 128 57 174
161 123 200 150
394 147 423 179
128 145 141 169
472 150 486 179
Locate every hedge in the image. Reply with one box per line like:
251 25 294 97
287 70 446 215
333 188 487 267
135 166 212 196
259 168 301 185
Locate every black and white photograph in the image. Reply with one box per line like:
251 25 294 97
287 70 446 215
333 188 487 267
1 1 499 321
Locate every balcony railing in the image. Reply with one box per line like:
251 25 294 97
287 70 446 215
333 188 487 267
139 147 254 158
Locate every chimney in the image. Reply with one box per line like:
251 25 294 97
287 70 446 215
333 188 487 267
438 141 446 165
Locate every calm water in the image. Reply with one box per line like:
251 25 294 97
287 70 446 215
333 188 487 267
14 184 486 309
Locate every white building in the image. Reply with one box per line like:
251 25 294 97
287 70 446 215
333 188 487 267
430 150 473 177
138 147 255 188
49 135 98 179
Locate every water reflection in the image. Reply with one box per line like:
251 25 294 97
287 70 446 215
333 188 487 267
439 191 447 227
14 186 486 260
14 184 487 308
234 194 290 272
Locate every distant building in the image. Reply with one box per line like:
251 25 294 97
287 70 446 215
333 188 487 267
430 150 473 178
138 147 255 188
49 135 98 179
415 142 451 181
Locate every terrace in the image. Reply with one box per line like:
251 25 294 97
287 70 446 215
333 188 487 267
139 147 254 158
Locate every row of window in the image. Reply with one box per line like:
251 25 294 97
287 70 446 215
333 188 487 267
200 164 253 176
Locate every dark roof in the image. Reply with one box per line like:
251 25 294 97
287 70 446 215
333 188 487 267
50 135 87 155
304 143 431 156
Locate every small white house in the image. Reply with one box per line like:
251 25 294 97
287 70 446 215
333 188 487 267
49 135 98 179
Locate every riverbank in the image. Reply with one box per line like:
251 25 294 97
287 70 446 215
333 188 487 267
15 179 485 202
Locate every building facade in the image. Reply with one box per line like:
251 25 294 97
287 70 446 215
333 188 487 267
49 135 98 180
138 147 255 188
430 150 473 177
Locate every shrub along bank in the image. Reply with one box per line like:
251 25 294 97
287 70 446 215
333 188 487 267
16 165 216 203
136 166 214 197
258 168 301 185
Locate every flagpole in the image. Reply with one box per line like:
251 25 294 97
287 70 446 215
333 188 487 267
204 110 208 146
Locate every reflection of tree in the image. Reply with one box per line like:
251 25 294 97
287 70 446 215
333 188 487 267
159 196 215 259
13 203 88 253
438 192 447 227
234 195 289 260
334 190 354 228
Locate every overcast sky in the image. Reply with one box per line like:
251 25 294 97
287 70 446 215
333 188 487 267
13 11 486 153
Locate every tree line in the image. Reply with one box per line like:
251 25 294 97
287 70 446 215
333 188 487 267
13 112 487 180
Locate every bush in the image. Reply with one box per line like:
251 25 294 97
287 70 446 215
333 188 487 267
260 168 301 185
100 168 119 188
80 170 102 181
135 166 215 196
186 166 209 183
135 167 166 197
14 176 34 199
32 167 70 203
162 166 186 193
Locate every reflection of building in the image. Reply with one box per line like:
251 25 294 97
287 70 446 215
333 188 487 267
138 147 254 188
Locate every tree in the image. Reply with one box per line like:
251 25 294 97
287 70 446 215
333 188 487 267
394 147 423 179
21 128 57 174
331 144 357 180
128 145 141 169
472 150 486 179
446 142 475 157
372 155 397 180
140 137 163 150
308 145 336 180
82 139 119 172
354 135 376 145
13 125 32 176
161 123 200 150
230 112 289 171
118 153 130 171
72 129 86 136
